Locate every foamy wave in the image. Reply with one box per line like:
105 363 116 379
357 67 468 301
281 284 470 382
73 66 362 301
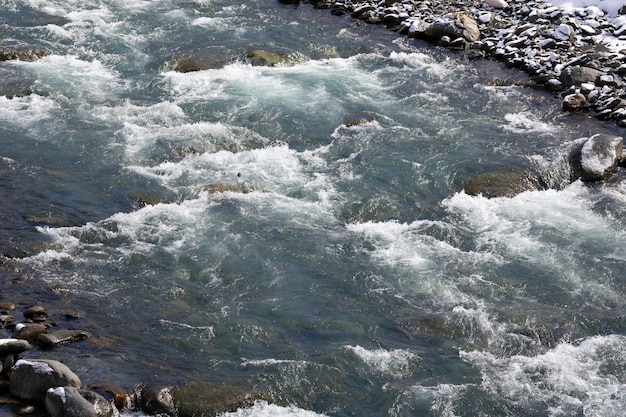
461 335 626 416
0 94 60 127
344 345 418 377
222 401 328 417
502 111 557 134
14 55 124 102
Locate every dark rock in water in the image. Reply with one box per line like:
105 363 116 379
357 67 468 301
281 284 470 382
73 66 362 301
0 339 30 356
203 183 253 194
247 50 299 67
35 329 91 349
175 383 270 417
464 171 539 198
0 50 49 62
136 385 174 415
45 387 113 417
425 13 480 43
577 134 624 182
0 315 16 328
10 359 81 402
343 118 371 127
23 305 48 322
136 383 270 417
562 92 588 112
128 191 164 207
12 323 47 342
171 55 233 72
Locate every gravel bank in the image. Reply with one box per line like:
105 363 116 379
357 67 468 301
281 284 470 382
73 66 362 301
302 0 626 126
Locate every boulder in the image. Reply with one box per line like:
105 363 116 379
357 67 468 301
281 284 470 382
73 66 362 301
12 322 47 342
35 329 91 349
463 171 539 198
10 359 81 402
0 338 30 356
559 66 605 88
576 134 624 181
136 383 270 417
562 93 588 112
45 387 113 417
23 305 48 321
424 13 480 43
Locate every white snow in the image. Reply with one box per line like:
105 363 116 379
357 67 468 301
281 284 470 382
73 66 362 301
47 387 67 403
547 0 623 16
14 359 55 375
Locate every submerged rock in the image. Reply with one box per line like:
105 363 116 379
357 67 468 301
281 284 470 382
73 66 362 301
136 382 270 417
10 359 81 402
171 55 233 72
463 170 539 198
247 50 302 67
35 329 91 349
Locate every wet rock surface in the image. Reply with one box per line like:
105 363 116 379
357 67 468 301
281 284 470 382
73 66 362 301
0 303 269 416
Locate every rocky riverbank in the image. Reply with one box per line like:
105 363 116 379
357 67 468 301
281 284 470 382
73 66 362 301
297 0 626 126
0 303 269 417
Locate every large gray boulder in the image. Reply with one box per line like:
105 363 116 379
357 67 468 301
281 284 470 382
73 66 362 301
424 13 480 43
45 387 114 417
10 359 81 402
579 134 624 181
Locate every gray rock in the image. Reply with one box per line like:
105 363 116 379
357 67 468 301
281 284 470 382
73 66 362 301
23 305 48 322
464 171 539 198
12 322 47 342
10 359 81 402
579 134 624 181
0 338 30 356
559 66 606 88
136 383 270 417
0 50 49 62
45 387 113 417
35 329 91 349
425 13 480 43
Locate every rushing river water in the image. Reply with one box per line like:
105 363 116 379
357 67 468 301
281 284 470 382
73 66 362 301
1 0 626 416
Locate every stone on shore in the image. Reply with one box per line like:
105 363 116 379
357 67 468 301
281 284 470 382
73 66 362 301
10 359 81 402
0 339 30 356
35 329 91 349
45 386 113 417
424 13 480 44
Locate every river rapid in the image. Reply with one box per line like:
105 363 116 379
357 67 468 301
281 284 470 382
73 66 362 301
1 0 626 416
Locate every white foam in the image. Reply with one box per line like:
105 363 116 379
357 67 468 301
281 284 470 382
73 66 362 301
442 183 626 305
344 345 418 377
461 335 626 416
502 111 558 135
388 51 453 77
0 94 60 128
221 401 328 417
13 55 124 102
190 16 230 30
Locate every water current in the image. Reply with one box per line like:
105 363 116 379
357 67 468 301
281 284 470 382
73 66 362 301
1 0 626 416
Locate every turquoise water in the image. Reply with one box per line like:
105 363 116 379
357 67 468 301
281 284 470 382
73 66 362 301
1 0 626 416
